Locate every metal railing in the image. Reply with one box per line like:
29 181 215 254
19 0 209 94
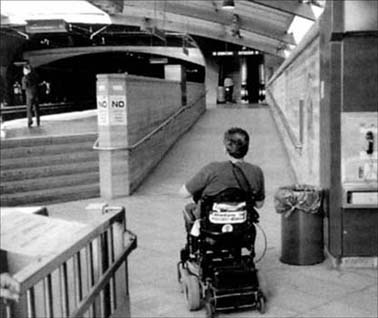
4 206 137 318
266 89 303 153
0 100 95 122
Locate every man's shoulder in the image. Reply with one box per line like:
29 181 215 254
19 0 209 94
201 161 229 172
207 161 230 168
242 162 264 174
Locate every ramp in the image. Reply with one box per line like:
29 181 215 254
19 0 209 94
122 105 295 317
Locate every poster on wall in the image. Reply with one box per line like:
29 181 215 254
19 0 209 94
109 95 127 125
341 112 378 182
97 95 109 126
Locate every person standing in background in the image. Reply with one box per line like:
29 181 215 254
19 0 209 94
22 64 40 127
224 76 234 103
13 81 23 105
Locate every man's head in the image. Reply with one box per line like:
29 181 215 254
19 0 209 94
223 127 250 159
23 64 31 75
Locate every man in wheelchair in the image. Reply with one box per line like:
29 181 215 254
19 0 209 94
178 127 266 316
179 127 265 237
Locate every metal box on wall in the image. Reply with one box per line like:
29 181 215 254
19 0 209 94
341 113 378 256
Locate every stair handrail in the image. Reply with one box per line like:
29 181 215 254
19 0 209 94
93 91 207 152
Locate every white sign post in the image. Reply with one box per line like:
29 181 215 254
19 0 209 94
96 74 130 198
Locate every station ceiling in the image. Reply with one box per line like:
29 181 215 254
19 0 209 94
86 0 316 57
1 0 320 58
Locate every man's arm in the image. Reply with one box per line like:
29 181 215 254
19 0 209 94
0 273 20 302
254 167 265 209
21 76 27 90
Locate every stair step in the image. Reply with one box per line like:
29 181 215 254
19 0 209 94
0 151 98 170
0 133 97 149
1 161 99 182
1 171 99 194
0 133 102 206
0 183 100 207
1 141 97 160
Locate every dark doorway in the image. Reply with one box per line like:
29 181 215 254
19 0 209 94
246 54 264 103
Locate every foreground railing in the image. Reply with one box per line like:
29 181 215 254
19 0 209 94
4 206 137 318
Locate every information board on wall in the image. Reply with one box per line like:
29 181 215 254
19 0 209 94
97 95 127 126
109 95 127 125
97 95 109 126
341 112 378 182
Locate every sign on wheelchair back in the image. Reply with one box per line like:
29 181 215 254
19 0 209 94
209 210 247 224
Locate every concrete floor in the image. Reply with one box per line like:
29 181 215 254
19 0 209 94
3 105 377 317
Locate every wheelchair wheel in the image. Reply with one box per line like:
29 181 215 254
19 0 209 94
183 274 201 311
256 294 266 314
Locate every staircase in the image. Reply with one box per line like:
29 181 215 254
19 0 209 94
0 133 100 206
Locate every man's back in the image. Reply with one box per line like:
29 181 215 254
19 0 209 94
22 71 39 96
186 161 265 202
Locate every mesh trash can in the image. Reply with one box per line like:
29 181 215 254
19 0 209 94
274 184 324 265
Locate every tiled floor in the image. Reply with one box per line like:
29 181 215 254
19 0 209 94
6 106 377 317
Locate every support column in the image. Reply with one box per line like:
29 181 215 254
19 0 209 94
320 0 378 261
96 74 130 199
164 64 186 105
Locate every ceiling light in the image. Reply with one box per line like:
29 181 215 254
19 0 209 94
222 0 235 10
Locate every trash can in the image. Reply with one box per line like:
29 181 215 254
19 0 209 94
274 184 324 265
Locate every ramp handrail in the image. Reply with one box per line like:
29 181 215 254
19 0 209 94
266 89 303 152
93 91 207 151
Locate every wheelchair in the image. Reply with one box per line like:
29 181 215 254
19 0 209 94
177 188 266 317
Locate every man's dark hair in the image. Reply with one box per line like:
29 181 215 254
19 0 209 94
224 127 250 159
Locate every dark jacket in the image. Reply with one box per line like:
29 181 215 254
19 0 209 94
22 71 39 97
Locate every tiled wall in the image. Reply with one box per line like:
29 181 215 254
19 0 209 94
267 28 321 185
126 77 206 193
125 76 182 145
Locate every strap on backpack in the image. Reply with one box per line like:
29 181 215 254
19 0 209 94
230 161 259 222
230 161 252 194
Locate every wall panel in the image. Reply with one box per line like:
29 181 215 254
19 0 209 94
267 28 321 185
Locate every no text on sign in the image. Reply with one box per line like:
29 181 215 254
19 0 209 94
97 95 109 126
110 98 126 108
96 94 127 126
109 95 127 125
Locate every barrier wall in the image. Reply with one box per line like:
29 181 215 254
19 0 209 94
96 74 206 197
125 76 182 145
127 79 206 193
266 24 321 185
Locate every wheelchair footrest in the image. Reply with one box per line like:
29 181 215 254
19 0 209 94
213 267 258 289
213 288 260 311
